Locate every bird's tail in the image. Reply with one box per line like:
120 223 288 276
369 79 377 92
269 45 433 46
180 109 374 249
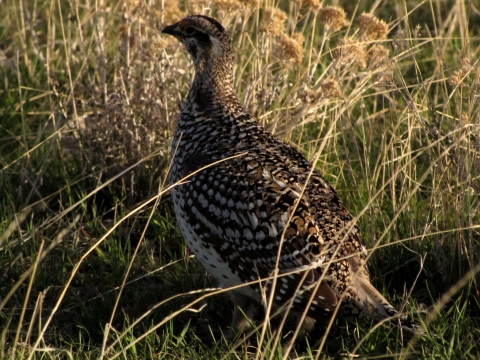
355 275 424 334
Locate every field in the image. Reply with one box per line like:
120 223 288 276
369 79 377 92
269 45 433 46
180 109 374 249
1 0 479 358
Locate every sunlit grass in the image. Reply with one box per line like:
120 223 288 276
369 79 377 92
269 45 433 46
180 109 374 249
1 0 479 358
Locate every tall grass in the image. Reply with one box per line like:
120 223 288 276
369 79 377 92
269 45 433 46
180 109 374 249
1 0 479 358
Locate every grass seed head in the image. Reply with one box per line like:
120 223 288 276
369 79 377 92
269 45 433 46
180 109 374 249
302 80 341 104
318 6 348 31
367 44 390 68
261 8 288 35
295 0 321 11
126 0 142 10
212 0 246 12
275 32 305 66
392 28 407 51
186 0 210 14
449 57 473 86
145 35 169 61
333 37 367 69
159 0 184 23
374 72 395 89
413 24 422 38
320 80 341 98
357 13 389 40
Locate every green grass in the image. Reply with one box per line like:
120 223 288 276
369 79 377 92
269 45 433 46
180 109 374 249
1 0 479 358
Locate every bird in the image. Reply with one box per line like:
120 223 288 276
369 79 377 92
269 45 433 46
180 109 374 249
162 15 422 337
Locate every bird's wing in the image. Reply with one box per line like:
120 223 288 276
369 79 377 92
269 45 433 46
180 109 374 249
178 148 365 313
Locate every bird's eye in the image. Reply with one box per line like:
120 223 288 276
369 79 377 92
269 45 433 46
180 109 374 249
185 26 195 35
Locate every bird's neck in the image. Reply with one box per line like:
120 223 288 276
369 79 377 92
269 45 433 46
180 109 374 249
187 57 242 111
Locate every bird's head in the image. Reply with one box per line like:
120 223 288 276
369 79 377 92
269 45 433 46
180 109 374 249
162 15 234 74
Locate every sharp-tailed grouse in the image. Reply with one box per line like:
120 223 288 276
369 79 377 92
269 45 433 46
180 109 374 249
162 14 421 336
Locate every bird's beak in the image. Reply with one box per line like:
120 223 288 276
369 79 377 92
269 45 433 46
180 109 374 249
162 23 179 36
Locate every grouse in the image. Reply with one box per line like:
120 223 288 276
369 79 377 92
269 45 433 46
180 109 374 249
162 15 422 336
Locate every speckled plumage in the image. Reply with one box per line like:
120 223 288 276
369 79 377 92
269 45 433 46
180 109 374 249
163 15 421 335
